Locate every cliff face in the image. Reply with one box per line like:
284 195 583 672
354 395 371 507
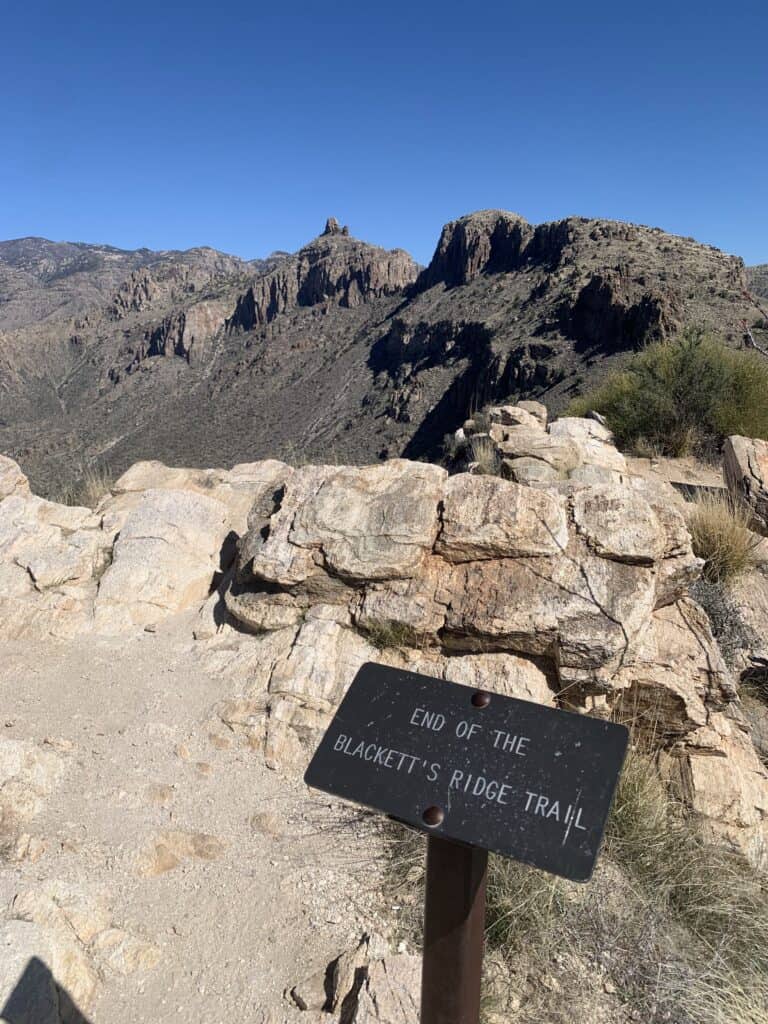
415 210 531 289
0 213 764 495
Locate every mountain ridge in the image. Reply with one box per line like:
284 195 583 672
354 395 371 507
1 211 767 495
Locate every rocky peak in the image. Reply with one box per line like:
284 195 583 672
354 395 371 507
227 231 419 332
322 217 350 237
417 210 532 290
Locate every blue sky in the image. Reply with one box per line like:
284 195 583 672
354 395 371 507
2 1 766 265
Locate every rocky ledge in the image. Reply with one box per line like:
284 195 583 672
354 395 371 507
1 415 767 870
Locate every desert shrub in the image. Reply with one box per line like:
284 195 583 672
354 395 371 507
686 493 761 583
441 430 466 465
468 435 501 476
568 328 768 456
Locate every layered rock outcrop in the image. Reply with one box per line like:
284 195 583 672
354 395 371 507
1 420 767 865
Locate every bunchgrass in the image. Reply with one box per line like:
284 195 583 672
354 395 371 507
361 618 421 651
54 465 114 508
468 435 501 476
381 744 768 1022
687 493 761 583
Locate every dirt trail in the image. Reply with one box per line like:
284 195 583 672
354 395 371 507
0 613 389 1023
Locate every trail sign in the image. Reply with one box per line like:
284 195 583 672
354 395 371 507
305 662 628 883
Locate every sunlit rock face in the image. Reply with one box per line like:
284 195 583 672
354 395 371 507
1 417 767 867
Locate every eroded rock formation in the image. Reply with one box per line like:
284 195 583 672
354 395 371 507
226 229 418 333
1 420 767 869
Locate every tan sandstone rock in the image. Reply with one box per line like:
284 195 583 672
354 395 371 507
0 494 107 639
723 434 768 536
0 454 31 501
0 739 63 834
572 485 664 564
436 473 568 560
347 954 421 1022
104 457 292 537
662 711 768 868
94 488 232 632
289 460 446 580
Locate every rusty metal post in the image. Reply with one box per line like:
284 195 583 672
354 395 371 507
420 835 488 1024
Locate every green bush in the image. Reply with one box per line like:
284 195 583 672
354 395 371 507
569 328 768 456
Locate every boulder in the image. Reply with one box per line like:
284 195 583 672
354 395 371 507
0 455 30 501
94 488 232 633
104 458 292 536
442 543 656 672
0 494 108 640
289 460 446 581
355 557 447 639
572 485 664 564
268 618 376 709
611 599 735 738
347 954 420 1022
516 400 548 426
502 457 560 485
548 416 614 445
244 461 446 588
491 426 583 474
436 473 568 560
463 413 630 480
723 435 768 535
662 712 768 868
487 405 541 429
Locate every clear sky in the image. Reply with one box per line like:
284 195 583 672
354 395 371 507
2 1 766 266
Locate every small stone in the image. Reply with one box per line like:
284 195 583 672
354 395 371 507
249 812 283 837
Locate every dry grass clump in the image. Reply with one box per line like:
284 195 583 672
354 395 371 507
361 618 421 651
468 435 501 476
607 749 768 977
55 465 114 508
381 746 768 1022
687 493 761 583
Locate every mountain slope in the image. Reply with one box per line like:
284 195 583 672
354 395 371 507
1 213 766 495
748 264 768 300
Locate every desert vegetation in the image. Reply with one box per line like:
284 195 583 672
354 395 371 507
568 328 768 457
384 744 768 1024
686 493 762 584
54 464 114 508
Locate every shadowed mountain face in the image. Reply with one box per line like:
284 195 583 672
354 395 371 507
1 213 766 494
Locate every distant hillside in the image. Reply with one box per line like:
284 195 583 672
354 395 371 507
1 214 765 495
748 264 768 300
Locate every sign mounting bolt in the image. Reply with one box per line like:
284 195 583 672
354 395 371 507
422 806 444 827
